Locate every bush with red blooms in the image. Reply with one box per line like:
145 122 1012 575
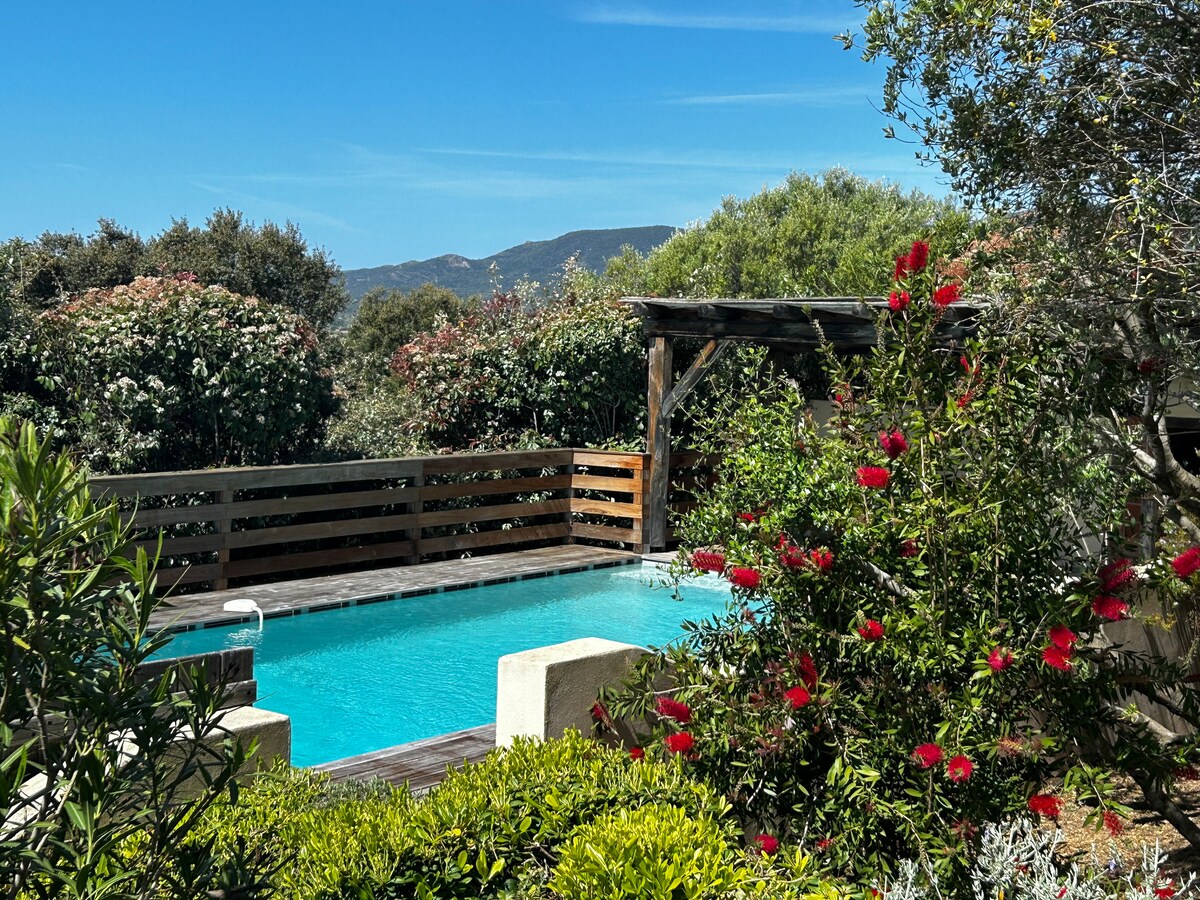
605 244 1200 887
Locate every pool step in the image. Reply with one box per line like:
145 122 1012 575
312 724 496 794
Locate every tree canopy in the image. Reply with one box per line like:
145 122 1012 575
852 0 1200 537
637 168 973 298
1 209 347 329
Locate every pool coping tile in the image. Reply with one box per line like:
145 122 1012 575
150 546 644 634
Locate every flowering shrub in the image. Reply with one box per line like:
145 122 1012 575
606 244 1200 885
34 276 336 472
383 266 645 452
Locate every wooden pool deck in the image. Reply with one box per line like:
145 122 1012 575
313 724 497 793
153 545 650 788
150 544 641 632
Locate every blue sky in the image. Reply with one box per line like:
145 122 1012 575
1 1 947 270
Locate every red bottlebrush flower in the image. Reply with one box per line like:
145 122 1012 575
1092 595 1130 621
664 731 694 754
987 647 1014 672
955 390 975 409
1098 557 1135 592
1155 882 1176 899
655 696 692 725
947 755 974 783
754 833 779 855
879 429 909 459
900 538 920 558
1102 810 1124 836
784 686 811 709
888 290 911 312
1172 546 1200 578
894 254 910 281
911 743 944 769
798 653 818 690
728 567 761 589
736 511 758 523
907 240 930 273
590 701 611 728
629 746 645 761
858 619 884 642
815 837 833 853
778 544 807 568
1028 794 1064 818
1042 644 1074 672
932 283 962 307
690 550 725 573
1048 624 1077 650
808 548 834 573
856 466 891 489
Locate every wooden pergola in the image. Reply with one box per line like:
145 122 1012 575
619 297 981 550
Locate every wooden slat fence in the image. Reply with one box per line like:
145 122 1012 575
92 449 651 592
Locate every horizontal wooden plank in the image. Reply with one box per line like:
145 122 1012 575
420 449 572 475
419 473 570 502
154 562 224 588
94 458 425 497
571 473 643 494
569 522 641 544
222 539 418 580
572 451 645 470
128 485 422 529
570 498 641 518
417 522 570 555
418 499 569 529
143 511 420 555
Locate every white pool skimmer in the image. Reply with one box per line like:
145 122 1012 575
223 598 264 630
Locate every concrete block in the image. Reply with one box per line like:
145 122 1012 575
496 637 647 747
217 705 291 771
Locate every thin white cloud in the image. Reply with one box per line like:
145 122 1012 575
418 145 802 173
575 6 852 33
671 86 872 107
190 181 364 233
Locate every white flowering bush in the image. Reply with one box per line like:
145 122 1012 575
36 275 336 472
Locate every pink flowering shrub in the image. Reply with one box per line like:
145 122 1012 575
605 245 1200 886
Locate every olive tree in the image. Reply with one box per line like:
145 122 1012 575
849 0 1200 538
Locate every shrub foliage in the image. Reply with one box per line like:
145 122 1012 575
606 246 1200 884
33 275 336 473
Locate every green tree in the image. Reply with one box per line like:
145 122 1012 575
345 283 470 363
0 418 265 897
639 168 973 298
850 0 1200 539
147 209 347 330
1 211 348 330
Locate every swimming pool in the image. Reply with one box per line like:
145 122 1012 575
157 562 731 765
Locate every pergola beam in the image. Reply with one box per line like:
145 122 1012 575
625 296 983 551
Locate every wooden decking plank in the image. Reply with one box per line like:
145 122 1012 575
150 545 640 632
313 724 496 793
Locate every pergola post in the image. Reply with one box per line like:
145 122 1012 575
623 295 978 555
645 336 673 552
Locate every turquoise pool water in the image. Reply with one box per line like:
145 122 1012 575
158 563 732 765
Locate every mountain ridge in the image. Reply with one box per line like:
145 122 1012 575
339 225 676 321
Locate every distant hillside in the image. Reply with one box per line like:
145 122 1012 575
339 226 676 321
